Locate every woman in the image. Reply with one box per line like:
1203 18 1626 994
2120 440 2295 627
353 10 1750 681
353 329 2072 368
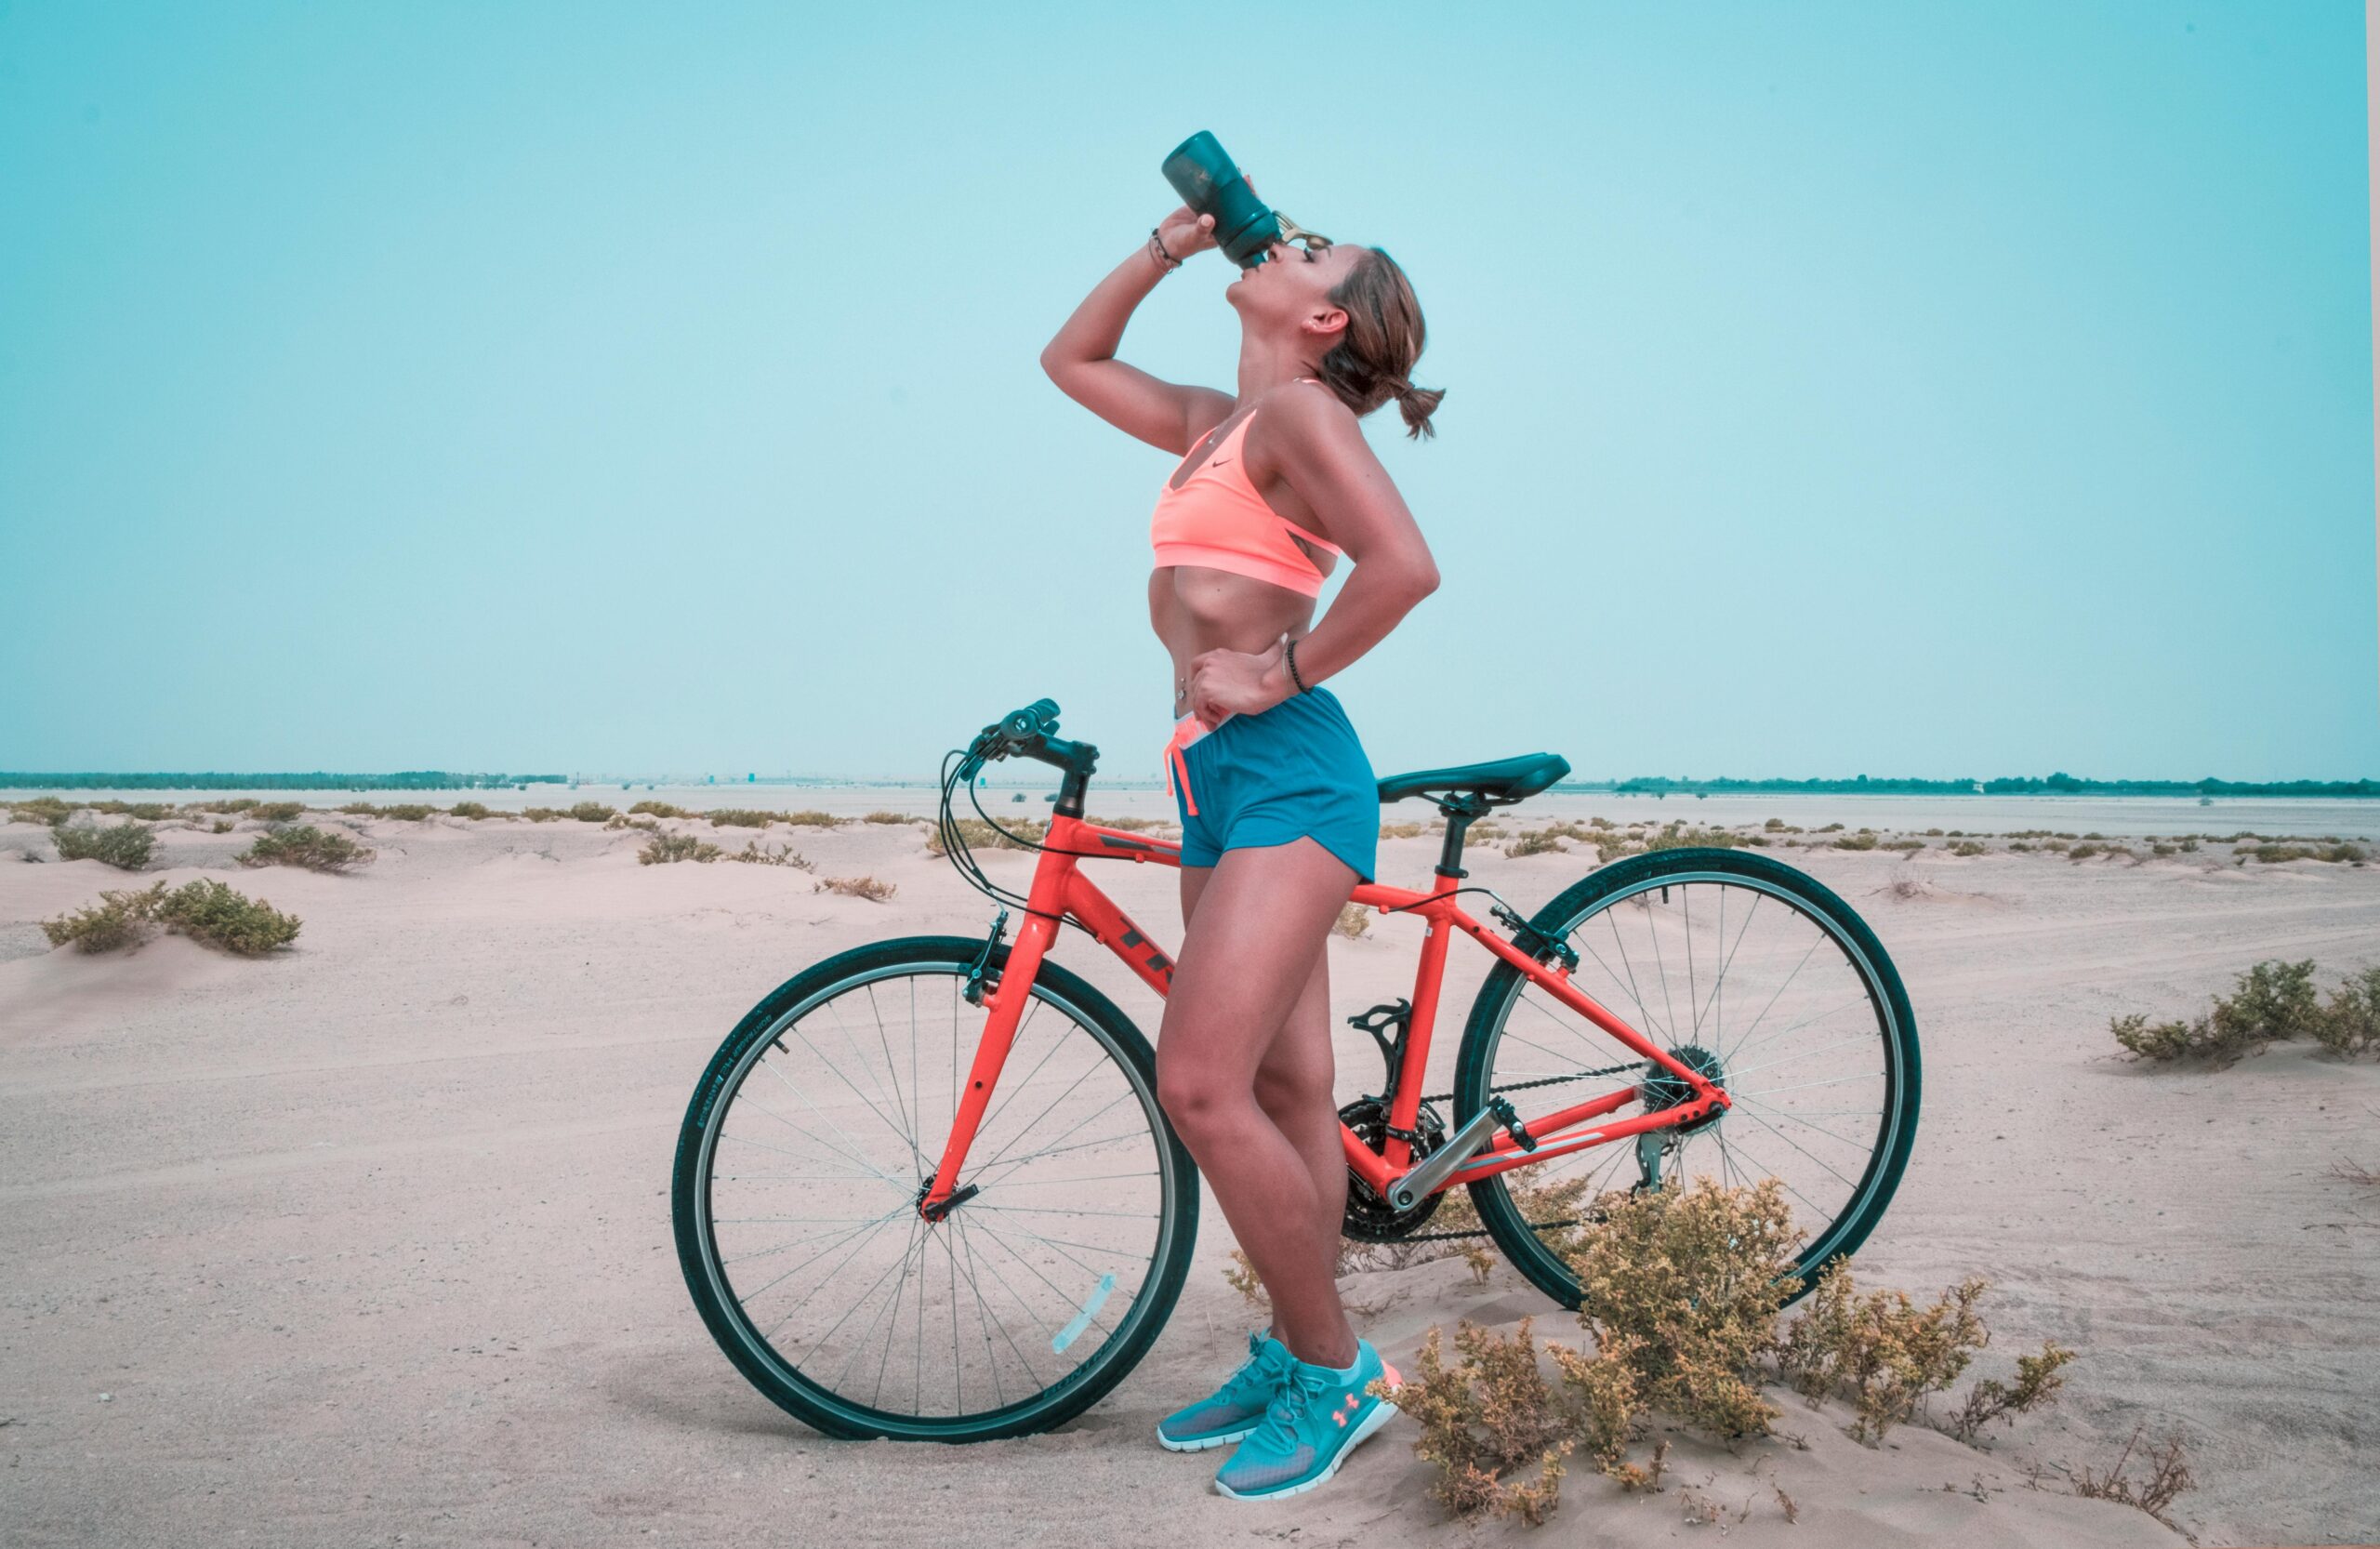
1039 197 1442 1500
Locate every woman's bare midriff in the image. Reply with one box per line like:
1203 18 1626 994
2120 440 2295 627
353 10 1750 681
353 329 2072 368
1150 565 1317 722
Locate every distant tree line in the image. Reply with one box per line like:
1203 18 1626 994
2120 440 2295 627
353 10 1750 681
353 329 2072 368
1570 773 2380 798
0 772 569 790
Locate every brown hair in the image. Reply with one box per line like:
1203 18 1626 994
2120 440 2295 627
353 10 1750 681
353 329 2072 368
1313 245 1444 439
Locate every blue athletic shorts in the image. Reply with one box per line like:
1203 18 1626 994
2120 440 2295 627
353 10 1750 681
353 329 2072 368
1164 685 1379 884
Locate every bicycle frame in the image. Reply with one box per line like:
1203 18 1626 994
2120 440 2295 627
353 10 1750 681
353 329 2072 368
919 814 1731 1217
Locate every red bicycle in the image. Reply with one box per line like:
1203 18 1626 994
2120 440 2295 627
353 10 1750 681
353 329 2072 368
673 699 1920 1441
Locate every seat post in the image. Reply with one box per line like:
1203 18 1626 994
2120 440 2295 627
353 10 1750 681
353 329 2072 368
1434 792 1488 879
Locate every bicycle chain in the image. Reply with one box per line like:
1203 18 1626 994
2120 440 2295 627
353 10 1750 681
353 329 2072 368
1387 1058 1651 1241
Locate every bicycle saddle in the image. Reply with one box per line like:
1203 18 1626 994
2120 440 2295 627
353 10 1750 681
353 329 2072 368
1376 752 1571 807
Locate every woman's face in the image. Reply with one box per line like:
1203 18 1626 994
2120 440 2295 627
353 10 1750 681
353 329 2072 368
1227 239 1363 340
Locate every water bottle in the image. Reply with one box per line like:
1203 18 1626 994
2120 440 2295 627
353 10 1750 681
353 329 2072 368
1161 131 1323 268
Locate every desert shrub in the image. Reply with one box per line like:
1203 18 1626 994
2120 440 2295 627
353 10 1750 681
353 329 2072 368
448 801 491 819
51 821 154 870
238 825 375 873
2113 958 2330 1067
925 817 1045 855
567 801 615 823
2008 841 2033 853
337 801 380 815
862 810 919 825
1831 832 1879 852
816 875 896 902
2179 838 2199 852
192 799 258 814
1504 829 1567 858
1882 838 1924 852
1764 817 1787 831
384 803 436 821
50 880 300 955
1380 820 1426 840
2062 1425 2195 1530
522 807 564 822
1083 814 1175 833
707 809 775 827
627 801 685 817
1949 1341 2075 1440
2308 966 2380 1057
640 833 720 865
1333 902 1371 938
87 801 176 819
249 801 304 823
783 810 837 827
11 797 75 824
1640 824 1742 853
729 840 813 869
2249 844 2314 864
1950 841 1986 857
42 883 167 953
209 818 234 834
2069 842 2103 860
1777 1262 1987 1443
2150 841 2175 856
1816 822 1844 833
1391 1318 1570 1525
1564 1177 1802 1444
1467 821 1506 840
153 879 302 954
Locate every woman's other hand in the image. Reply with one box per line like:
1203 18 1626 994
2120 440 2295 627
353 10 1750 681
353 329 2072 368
1157 205 1217 258
1186 636 1292 726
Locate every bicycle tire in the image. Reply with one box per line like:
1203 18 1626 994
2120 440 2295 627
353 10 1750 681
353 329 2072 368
1454 848 1921 1308
672 935 1199 1441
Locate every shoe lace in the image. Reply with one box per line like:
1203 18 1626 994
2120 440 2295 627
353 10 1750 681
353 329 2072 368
1250 1363 1335 1450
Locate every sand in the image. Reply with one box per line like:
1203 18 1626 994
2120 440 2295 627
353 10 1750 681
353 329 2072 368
3 801 2377 1547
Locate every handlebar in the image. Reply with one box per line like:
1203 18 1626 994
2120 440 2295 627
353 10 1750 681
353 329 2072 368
959 697 1099 782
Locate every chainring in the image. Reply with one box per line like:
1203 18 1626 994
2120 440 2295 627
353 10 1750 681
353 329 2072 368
1338 1094 1450 1242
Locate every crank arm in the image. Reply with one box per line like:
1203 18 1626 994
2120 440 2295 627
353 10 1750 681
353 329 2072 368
1384 1097 1529 1212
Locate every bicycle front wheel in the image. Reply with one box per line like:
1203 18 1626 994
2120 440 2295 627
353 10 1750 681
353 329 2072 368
1456 848 1921 1308
672 936 1198 1441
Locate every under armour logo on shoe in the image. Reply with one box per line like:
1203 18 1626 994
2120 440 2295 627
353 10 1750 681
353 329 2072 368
1331 1393 1361 1427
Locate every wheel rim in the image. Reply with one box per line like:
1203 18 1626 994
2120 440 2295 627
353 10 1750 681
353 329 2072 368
1470 868 1909 1285
688 964 1180 1429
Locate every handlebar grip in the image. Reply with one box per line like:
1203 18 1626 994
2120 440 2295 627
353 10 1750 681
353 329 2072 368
1002 698 1060 741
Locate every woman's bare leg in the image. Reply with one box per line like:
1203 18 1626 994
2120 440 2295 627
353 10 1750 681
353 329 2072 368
1162 838 1360 1370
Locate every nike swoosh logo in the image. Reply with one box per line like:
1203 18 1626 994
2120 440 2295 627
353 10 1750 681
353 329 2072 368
1208 457 1232 468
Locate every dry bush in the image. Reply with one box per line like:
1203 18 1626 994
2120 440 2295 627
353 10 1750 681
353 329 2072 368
926 817 1046 855
729 840 813 869
862 810 921 825
522 807 564 822
238 825 375 873
1564 1176 1802 1444
1387 1319 1570 1526
1832 832 1880 852
2111 958 2353 1066
1949 1341 2075 1440
1084 814 1174 833
448 801 491 819
246 801 303 823
707 808 775 828
816 875 896 902
783 810 838 827
566 801 615 823
1380 820 1426 840
2062 1424 2195 1530
42 883 165 953
1333 902 1371 939
628 801 687 818
639 833 721 865
1504 829 1567 858
1777 1261 1987 1443
1950 841 1986 856
209 818 234 834
1882 837 1924 852
46 880 299 955
10 797 74 824
2311 966 2380 1057
51 820 154 870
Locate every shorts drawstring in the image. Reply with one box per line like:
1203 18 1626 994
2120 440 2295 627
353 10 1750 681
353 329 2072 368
1164 715 1208 817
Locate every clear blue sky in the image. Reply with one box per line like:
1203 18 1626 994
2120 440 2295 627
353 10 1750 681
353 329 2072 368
2 1 2373 781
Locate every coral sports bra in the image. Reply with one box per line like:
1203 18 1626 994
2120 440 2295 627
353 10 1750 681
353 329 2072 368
1149 380 1342 598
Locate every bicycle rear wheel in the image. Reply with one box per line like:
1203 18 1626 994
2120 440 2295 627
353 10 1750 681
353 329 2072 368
672 936 1198 1441
1455 848 1920 1307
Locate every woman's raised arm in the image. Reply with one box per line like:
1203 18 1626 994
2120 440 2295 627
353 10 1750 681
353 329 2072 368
1039 208 1234 454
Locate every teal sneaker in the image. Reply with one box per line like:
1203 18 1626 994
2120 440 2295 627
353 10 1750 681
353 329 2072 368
1212 1339 1400 1501
1157 1331 1292 1451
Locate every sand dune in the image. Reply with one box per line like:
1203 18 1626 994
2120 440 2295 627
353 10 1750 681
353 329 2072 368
3 805 2376 1547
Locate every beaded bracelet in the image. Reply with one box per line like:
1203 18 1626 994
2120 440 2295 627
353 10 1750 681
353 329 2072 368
1285 637 1311 694
1148 227 1183 272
